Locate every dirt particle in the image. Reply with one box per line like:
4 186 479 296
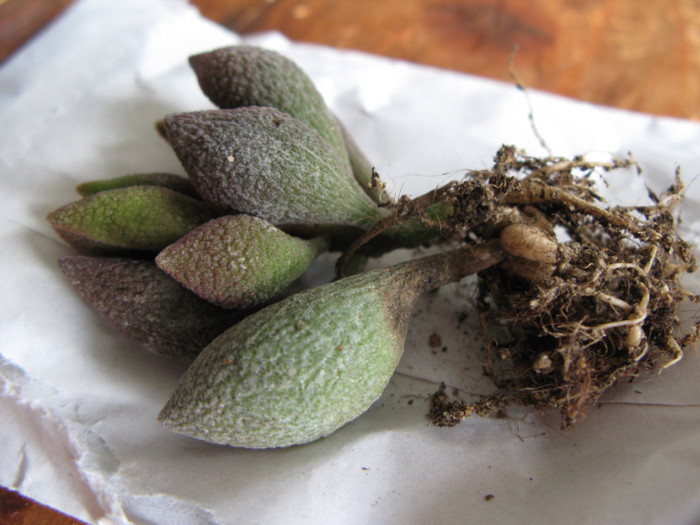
428 331 442 348
430 384 506 426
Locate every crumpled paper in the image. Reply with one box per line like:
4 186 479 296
1 0 699 524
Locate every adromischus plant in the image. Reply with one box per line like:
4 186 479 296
48 44 699 449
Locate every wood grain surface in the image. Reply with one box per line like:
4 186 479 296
1 0 699 523
0 487 88 525
0 0 74 64
193 0 700 119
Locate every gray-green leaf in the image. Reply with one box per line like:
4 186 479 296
158 264 417 448
161 107 386 229
59 257 242 360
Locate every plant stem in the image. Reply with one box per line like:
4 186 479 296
394 240 505 295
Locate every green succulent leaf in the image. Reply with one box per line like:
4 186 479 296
47 186 218 255
77 173 199 198
59 257 242 360
156 214 329 309
158 264 415 448
161 107 387 229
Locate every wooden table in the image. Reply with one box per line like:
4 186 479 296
1 0 699 523
4 0 699 120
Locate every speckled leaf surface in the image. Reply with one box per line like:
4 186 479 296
47 186 218 255
59 257 243 361
156 214 328 309
189 45 349 168
162 107 386 228
158 265 416 448
189 45 387 203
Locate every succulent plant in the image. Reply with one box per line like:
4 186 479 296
158 243 501 448
45 43 700 448
47 186 218 255
45 45 483 448
59 256 242 360
160 107 387 229
156 214 329 309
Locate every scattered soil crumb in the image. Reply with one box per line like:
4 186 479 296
429 384 506 426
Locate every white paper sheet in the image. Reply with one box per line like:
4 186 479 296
1 1 699 524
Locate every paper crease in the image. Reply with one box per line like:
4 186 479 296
0 359 125 523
